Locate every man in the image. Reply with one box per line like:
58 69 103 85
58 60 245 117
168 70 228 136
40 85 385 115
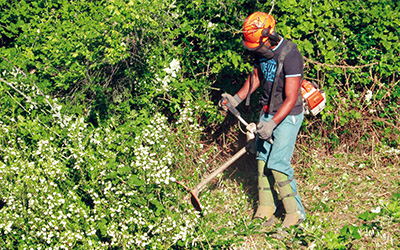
219 12 306 227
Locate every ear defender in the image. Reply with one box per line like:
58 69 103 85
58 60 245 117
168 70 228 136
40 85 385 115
261 27 272 37
261 27 279 46
268 31 280 46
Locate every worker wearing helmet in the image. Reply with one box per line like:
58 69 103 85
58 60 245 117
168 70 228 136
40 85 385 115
219 12 306 227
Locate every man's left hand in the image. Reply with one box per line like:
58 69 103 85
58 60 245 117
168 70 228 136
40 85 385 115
256 119 277 140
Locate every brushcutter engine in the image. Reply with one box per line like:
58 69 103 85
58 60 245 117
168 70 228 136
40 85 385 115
301 79 326 116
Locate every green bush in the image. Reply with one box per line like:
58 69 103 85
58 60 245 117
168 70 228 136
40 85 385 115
0 66 213 248
1 0 399 248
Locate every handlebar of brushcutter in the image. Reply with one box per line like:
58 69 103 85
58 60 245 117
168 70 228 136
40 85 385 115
221 97 273 144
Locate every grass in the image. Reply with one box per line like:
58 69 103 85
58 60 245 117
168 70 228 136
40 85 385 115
181 117 400 249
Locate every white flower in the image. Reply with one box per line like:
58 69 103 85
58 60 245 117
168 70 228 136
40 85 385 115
169 58 180 71
371 206 381 213
365 90 373 104
309 243 317 250
163 59 181 78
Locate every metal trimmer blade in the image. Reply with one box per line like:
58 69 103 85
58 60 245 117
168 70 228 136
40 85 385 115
175 180 202 211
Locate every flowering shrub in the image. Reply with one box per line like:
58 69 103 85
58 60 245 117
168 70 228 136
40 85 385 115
0 67 211 249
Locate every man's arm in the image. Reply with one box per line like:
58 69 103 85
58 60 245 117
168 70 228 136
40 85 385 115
271 76 301 124
236 67 262 100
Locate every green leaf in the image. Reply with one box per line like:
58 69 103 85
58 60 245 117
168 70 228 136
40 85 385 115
393 193 400 201
358 211 377 221
301 40 314 56
181 22 191 33
352 230 362 240
118 166 131 175
128 174 144 186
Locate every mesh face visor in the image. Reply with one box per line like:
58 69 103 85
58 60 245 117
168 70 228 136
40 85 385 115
242 28 275 59
242 26 272 50
242 36 264 51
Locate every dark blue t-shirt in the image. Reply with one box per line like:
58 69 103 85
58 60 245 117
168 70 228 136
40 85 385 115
255 38 303 115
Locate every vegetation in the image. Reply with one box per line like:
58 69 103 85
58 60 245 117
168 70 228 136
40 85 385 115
0 0 399 249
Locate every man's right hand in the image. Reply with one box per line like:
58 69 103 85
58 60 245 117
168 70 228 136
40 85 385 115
218 93 242 111
256 119 277 141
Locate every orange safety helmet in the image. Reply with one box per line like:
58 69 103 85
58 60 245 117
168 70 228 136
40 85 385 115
242 12 276 49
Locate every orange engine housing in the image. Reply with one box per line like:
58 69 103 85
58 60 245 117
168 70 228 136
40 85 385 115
301 79 326 115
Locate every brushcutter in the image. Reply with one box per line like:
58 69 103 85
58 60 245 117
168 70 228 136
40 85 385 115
176 98 269 211
220 97 273 145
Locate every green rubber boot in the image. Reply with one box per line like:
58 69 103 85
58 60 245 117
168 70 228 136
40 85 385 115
254 160 275 224
272 170 300 227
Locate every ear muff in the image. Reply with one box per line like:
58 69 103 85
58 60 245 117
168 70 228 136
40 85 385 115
261 27 272 38
268 31 280 45
261 27 279 46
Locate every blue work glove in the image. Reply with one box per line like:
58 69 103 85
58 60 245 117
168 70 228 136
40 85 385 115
218 93 242 111
256 119 277 140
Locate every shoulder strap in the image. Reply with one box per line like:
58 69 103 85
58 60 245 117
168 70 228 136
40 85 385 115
268 41 296 113
245 66 255 106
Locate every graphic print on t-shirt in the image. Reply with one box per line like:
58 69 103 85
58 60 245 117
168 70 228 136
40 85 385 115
260 59 277 82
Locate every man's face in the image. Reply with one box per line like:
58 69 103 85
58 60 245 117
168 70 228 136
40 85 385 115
251 40 274 59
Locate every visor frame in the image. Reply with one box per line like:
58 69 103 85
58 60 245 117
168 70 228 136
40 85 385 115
242 25 272 50
242 30 270 51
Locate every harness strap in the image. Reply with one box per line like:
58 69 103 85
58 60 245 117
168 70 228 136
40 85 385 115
268 41 303 113
245 66 255 106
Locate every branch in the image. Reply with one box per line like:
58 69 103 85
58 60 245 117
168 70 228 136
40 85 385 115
0 77 29 99
303 56 378 70
1 77 61 137
5 90 29 114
